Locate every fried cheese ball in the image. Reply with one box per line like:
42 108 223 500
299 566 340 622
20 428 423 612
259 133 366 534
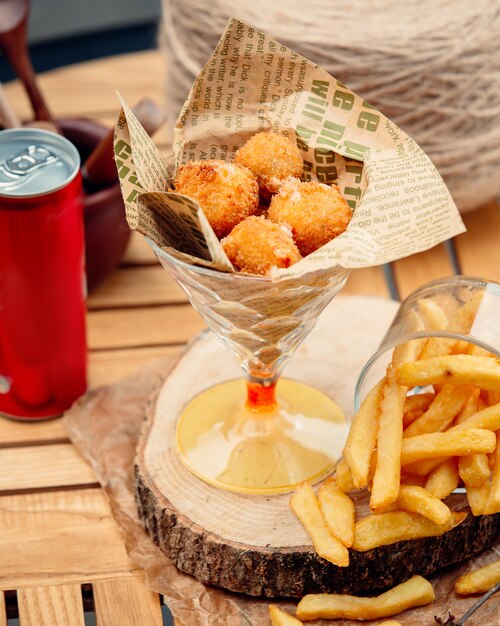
174 160 259 238
222 216 301 276
234 132 303 200
268 179 352 256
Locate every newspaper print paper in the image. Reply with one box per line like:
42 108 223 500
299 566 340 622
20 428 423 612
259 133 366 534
115 18 465 280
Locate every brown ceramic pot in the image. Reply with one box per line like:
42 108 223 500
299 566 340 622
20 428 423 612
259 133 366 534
57 118 130 292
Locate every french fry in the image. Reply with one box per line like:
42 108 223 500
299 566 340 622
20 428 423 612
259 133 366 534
396 485 452 525
401 429 496 466
483 390 500 406
417 298 448 331
466 343 495 358
483 430 500 515
457 391 492 485
290 482 349 566
318 478 355 547
344 380 384 489
335 458 356 493
458 453 490 487
269 605 303 625
455 560 500 595
451 401 500 432
392 334 425 368
403 392 435 428
456 388 481 423
404 392 435 414
370 368 406 511
419 337 456 362
453 340 473 355
404 457 448 477
448 291 484 332
466 481 490 516
370 329 428 511
403 384 474 437
367 450 377 484
403 409 424 428
404 403 500 475
404 413 498 483
478 397 488 411
425 459 460 499
395 355 500 392
403 409 425 431
352 511 466 552
419 291 483 360
373 505 399 515
296 576 435 621
489 450 496 470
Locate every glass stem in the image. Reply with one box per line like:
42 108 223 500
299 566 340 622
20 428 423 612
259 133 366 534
246 379 278 412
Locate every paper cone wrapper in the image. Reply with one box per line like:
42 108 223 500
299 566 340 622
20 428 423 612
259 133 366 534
114 18 465 283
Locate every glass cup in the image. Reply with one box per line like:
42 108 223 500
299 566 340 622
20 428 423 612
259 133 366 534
149 239 351 494
355 276 500 411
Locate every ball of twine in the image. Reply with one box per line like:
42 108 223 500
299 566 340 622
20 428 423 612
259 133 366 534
162 0 500 212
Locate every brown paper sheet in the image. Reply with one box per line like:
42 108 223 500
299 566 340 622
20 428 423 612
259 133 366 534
64 356 499 626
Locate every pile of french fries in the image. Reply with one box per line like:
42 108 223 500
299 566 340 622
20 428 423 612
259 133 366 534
292 290 500 564
275 289 500 624
343 290 500 533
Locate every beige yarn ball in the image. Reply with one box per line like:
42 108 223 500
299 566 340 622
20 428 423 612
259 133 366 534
162 0 500 212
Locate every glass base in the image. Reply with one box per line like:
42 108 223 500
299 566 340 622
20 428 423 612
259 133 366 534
176 378 348 495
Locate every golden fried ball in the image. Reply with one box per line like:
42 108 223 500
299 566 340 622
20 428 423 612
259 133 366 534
222 216 301 276
174 160 259 238
234 132 303 200
267 179 352 256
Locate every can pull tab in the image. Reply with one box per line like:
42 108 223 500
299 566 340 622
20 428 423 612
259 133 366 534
0 145 59 189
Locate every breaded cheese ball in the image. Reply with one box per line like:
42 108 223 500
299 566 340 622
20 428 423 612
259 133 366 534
234 132 303 200
174 160 259 238
268 179 352 256
222 216 301 276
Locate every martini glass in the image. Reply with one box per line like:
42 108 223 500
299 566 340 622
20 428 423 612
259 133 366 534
149 240 351 495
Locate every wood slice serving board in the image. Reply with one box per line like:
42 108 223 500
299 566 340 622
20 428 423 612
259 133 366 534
134 295 500 597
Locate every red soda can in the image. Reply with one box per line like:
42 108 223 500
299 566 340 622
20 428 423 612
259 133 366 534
0 129 87 419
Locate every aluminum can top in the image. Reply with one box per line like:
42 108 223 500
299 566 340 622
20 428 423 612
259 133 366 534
0 128 80 198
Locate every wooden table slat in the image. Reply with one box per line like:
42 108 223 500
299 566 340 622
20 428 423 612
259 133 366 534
88 266 186 310
0 444 96 492
87 305 205 351
0 489 140 590
0 346 182 446
391 242 455 300
0 418 68 448
0 591 6 626
89 345 181 388
93 577 163 626
90 262 393 310
454 200 500 282
121 232 159 266
342 266 390 298
17 584 85 626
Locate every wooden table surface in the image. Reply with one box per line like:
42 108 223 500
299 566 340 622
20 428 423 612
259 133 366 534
0 50 499 625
